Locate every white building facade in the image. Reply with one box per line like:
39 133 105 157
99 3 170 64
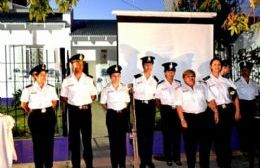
0 3 117 102
0 12 71 101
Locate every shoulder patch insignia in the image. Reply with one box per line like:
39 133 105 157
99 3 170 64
25 84 32 88
134 73 142 78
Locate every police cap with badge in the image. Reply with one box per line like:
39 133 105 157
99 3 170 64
69 53 84 63
239 61 253 70
29 64 48 76
162 62 177 72
141 56 155 65
107 65 122 76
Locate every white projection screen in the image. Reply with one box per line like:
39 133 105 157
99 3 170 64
113 11 217 84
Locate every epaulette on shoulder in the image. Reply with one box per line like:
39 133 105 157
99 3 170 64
87 74 93 78
47 83 54 87
158 80 165 85
134 73 142 78
25 84 32 88
198 80 206 84
235 78 240 82
105 83 111 88
153 75 159 83
203 76 210 81
174 79 181 83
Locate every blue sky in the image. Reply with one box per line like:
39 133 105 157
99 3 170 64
52 0 164 19
50 0 259 20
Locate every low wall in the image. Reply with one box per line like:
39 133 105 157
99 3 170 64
14 137 69 163
126 129 239 156
14 129 240 163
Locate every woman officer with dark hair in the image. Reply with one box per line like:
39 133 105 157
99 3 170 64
21 64 58 168
155 62 182 166
100 65 130 168
203 57 241 168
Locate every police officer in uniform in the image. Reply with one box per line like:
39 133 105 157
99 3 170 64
175 69 219 168
21 64 58 168
133 56 158 168
204 57 241 168
235 61 260 168
61 54 97 168
100 65 130 168
155 62 182 166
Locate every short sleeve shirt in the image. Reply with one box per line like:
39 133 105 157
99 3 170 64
100 83 130 111
155 79 180 106
235 77 260 100
133 73 158 100
61 73 97 106
20 82 59 109
175 83 214 114
205 74 236 105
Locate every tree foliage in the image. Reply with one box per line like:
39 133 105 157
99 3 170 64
222 11 249 36
172 0 258 36
0 0 78 22
0 0 9 13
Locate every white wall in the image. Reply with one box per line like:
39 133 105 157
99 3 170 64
0 25 71 97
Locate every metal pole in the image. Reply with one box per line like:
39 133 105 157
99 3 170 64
5 45 9 112
129 84 139 168
13 45 18 131
21 45 26 133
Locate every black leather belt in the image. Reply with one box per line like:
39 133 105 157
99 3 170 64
136 99 154 104
217 103 232 110
69 104 90 110
32 106 53 113
108 108 126 113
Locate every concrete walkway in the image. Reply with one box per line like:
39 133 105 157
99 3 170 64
12 152 260 168
12 102 259 168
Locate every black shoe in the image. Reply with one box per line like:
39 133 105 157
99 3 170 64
166 161 172 166
174 160 182 166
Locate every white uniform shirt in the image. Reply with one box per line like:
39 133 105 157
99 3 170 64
175 83 214 114
155 79 180 106
205 74 236 105
235 77 260 100
61 73 97 106
0 114 17 168
20 82 59 110
133 73 158 100
100 83 130 111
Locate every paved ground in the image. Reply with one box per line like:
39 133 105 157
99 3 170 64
12 151 260 168
12 102 260 168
